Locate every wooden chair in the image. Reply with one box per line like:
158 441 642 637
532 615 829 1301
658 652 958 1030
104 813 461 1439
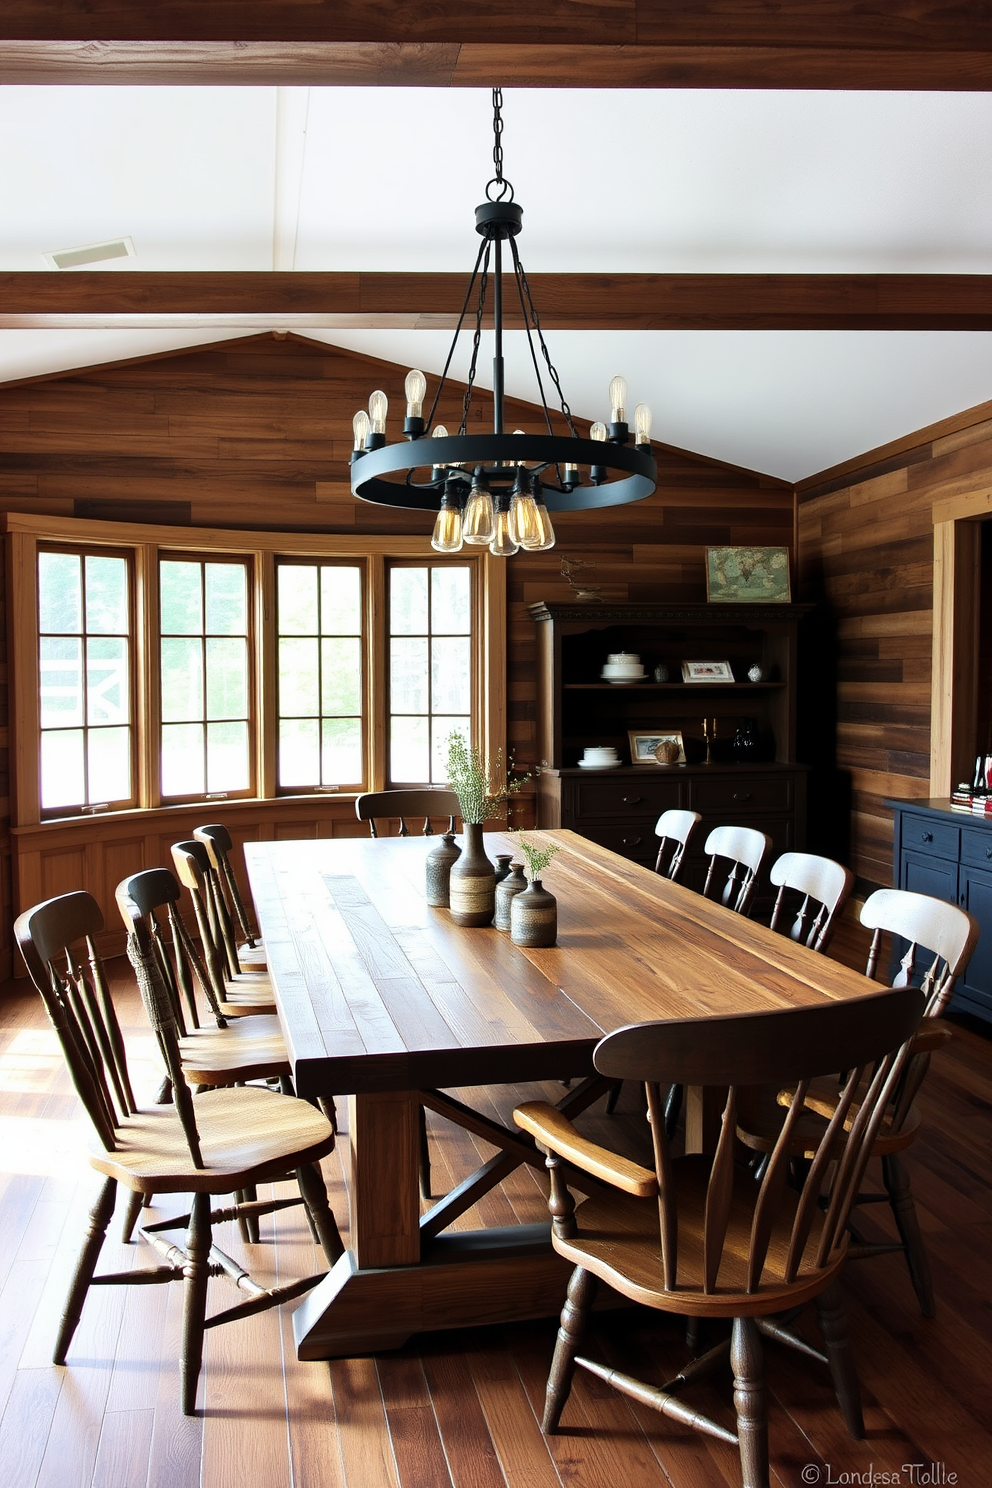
768 850 854 953
194 823 266 972
653 808 702 880
355 788 460 838
702 824 772 916
739 887 979 1317
14 890 342 1416
514 988 926 1488
171 840 277 1017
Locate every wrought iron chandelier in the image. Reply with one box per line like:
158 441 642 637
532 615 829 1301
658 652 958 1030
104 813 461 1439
349 88 657 557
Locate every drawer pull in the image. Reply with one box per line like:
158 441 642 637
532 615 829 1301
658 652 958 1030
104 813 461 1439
622 795 643 805
985 849 992 860
622 836 643 847
733 791 752 802
921 831 933 843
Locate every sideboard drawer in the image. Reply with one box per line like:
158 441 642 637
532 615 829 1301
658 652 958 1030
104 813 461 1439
959 827 992 869
573 777 682 820
900 815 960 861
578 824 656 862
691 775 793 815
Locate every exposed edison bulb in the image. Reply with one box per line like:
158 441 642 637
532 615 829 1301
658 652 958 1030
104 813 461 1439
431 424 449 440
490 497 520 558
609 375 627 422
352 409 371 450
589 421 607 442
431 494 463 553
634 403 652 445
526 491 556 552
509 486 541 546
462 474 495 545
405 369 427 419
368 389 388 434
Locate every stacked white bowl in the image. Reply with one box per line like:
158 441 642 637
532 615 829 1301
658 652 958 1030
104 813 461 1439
601 651 646 684
580 746 621 769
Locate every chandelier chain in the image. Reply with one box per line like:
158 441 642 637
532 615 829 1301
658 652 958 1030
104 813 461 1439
485 87 514 203
509 236 579 437
423 233 489 435
459 242 491 435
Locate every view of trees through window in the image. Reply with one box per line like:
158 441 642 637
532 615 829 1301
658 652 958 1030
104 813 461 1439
277 562 363 789
389 565 472 784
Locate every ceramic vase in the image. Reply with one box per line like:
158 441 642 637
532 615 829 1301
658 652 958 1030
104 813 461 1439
494 862 527 930
494 854 513 883
425 831 461 907
510 877 558 947
448 822 496 927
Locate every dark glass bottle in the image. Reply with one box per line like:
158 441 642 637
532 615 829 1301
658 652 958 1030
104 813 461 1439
732 717 758 763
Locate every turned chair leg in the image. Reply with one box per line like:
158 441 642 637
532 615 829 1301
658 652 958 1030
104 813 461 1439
296 1163 344 1265
543 1266 598 1433
731 1316 769 1488
816 1279 864 1439
882 1153 935 1317
120 1189 145 1244
55 1176 117 1364
181 1192 212 1417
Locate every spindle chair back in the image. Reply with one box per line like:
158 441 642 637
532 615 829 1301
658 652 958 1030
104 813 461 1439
194 823 265 970
702 823 772 916
171 841 276 1017
769 851 854 953
861 887 979 1016
355 788 459 838
653 808 702 881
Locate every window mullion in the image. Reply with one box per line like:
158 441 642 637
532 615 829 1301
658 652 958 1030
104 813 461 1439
256 550 277 800
135 543 159 808
367 554 386 792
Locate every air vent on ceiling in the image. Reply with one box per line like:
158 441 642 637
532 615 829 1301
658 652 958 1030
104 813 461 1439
43 236 136 270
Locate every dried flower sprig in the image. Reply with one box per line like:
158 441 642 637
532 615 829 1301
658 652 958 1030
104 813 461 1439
446 731 530 826
513 834 561 882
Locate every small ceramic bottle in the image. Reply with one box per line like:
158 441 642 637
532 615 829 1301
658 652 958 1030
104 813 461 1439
494 862 527 929
510 878 558 947
448 822 496 927
494 854 513 884
425 831 461 907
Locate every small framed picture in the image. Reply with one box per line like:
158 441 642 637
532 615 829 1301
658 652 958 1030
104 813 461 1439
628 729 686 766
682 660 734 683
706 545 791 603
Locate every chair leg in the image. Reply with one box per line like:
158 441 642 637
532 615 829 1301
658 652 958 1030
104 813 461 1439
604 1081 622 1115
882 1153 935 1317
120 1189 145 1243
815 1279 864 1439
418 1105 432 1201
731 1316 769 1488
542 1265 598 1433
55 1176 117 1364
181 1192 211 1417
664 1082 683 1139
296 1163 344 1265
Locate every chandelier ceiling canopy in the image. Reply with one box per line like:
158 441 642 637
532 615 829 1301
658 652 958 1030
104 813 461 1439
349 89 658 557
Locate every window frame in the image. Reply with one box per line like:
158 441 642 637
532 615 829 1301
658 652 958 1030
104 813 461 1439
6 513 505 828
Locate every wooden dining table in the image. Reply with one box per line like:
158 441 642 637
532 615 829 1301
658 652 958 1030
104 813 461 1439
244 828 879 1360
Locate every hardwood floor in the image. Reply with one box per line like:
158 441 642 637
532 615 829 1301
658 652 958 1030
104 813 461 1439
0 939 989 1488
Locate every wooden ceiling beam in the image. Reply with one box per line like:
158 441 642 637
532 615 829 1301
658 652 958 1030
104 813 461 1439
4 272 992 331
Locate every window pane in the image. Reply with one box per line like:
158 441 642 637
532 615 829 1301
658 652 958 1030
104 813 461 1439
162 723 204 796
279 717 320 787
205 637 247 721
431 566 471 634
432 717 470 783
207 721 249 792
87 727 130 803
322 718 362 785
86 637 129 725
390 715 429 784
39 552 82 634
321 566 361 634
321 637 361 715
390 638 428 713
161 637 203 722
41 729 85 809
84 556 128 635
205 563 247 636
160 561 202 634
390 568 428 635
279 565 318 636
431 636 471 716
40 636 83 727
279 637 319 716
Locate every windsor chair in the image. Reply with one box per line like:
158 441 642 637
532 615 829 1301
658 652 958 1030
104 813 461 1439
701 824 772 917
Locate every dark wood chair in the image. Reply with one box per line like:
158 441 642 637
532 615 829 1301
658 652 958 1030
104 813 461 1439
653 808 702 880
768 850 854 952
171 840 277 1017
14 889 343 1416
355 788 459 838
514 988 926 1488
701 824 772 916
739 887 979 1317
194 823 266 972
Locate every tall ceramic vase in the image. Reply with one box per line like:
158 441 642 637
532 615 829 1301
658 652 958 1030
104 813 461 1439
425 831 461 907
448 822 496 927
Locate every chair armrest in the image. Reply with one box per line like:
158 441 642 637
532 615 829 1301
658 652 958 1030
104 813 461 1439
513 1102 658 1198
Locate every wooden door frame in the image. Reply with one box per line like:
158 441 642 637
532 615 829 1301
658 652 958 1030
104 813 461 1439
930 487 992 796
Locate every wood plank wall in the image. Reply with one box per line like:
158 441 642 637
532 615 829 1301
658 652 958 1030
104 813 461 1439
0 332 793 976
797 401 992 889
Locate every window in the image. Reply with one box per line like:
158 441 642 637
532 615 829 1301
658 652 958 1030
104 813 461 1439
10 514 503 827
37 548 133 814
159 557 252 800
276 562 363 791
388 564 472 784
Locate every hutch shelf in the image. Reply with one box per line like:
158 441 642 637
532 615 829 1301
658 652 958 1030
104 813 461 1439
529 601 810 898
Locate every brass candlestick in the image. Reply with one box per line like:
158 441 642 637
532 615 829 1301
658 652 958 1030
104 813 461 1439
702 717 716 765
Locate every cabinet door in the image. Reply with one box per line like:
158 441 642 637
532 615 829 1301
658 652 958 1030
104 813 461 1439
900 849 958 902
954 867 992 1022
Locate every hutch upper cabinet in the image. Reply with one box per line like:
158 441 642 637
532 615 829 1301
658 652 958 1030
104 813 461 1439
530 601 809 897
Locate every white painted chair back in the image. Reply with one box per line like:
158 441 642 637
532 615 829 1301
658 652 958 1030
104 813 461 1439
702 824 772 916
769 851 854 953
861 888 979 1015
653 809 702 881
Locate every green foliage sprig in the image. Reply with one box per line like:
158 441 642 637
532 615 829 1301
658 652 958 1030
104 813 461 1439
513 833 561 882
446 731 530 826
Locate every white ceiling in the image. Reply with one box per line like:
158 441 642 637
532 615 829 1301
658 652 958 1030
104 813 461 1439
3 85 992 480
